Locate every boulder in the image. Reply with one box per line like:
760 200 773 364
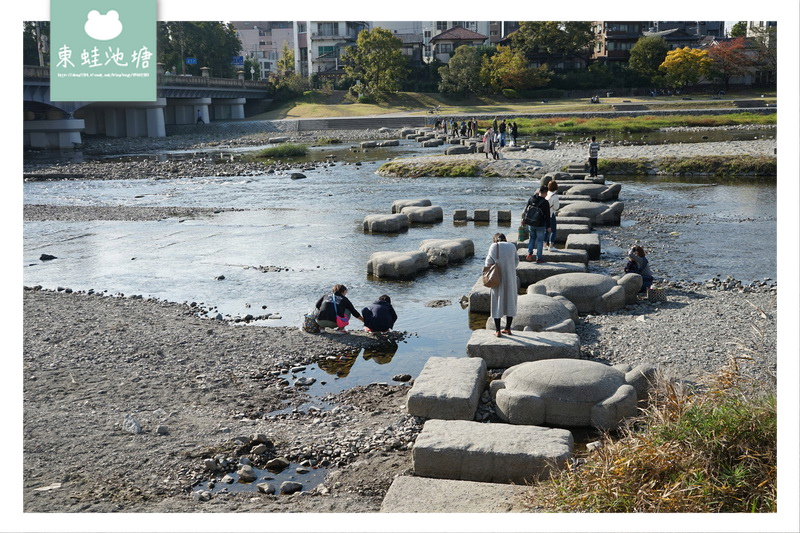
490 359 654 429
363 213 409 233
367 251 429 280
528 272 629 314
391 198 431 214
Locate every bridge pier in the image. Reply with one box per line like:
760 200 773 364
23 118 85 149
79 99 167 138
212 98 246 120
165 97 211 125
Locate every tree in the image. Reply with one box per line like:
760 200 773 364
23 22 49 66
729 21 747 38
158 22 242 78
707 37 752 90
659 47 712 90
341 27 409 98
479 45 549 93
511 21 595 64
748 24 777 86
275 41 295 78
437 45 485 96
628 36 670 86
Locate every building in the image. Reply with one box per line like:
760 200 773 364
592 21 650 65
648 21 725 38
428 25 488 64
231 21 293 80
294 21 370 80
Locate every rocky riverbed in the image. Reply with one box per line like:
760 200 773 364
21 124 780 517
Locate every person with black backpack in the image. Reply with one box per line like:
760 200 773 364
522 185 551 263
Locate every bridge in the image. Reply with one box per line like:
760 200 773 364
23 66 273 149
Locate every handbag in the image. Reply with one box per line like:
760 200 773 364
482 263 501 288
331 294 350 328
302 310 320 333
517 224 530 242
647 287 667 303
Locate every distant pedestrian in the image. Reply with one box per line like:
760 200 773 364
588 136 600 177
483 128 495 159
196 109 204 124
499 119 507 147
545 180 560 249
510 122 518 145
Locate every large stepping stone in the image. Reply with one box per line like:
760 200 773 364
565 233 601 260
616 273 643 304
516 261 586 287
515 246 588 264
521 223 591 244
558 195 593 203
529 272 632 314
412 419 573 483
555 216 592 229
563 183 621 201
380 476 531 513
490 359 656 430
467 329 580 368
406 357 487 420
401 205 444 224
485 292 578 333
558 201 624 226
391 198 431 213
362 213 409 233
367 251 429 280
419 238 474 266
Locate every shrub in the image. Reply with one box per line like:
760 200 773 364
502 88 520 99
251 143 308 159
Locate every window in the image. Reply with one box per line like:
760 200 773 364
438 43 452 54
436 21 447 31
318 46 337 57
318 22 336 36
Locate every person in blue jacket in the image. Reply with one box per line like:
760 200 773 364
361 295 398 333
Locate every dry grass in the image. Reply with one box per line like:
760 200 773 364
525 334 777 513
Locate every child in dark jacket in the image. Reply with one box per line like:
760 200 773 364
361 295 398 333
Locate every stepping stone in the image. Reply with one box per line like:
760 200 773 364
515 246 588 264
516 261 586 287
391 198 431 214
380 476 531 513
497 209 511 223
565 233 601 260
559 201 624 226
412 419 573 483
453 209 467 221
362 213 409 233
466 329 580 368
559 195 593 203
401 205 444 224
528 272 629 314
419 238 474 266
406 357 486 420
473 209 490 222
564 183 622 201
555 216 592 229
367 250 429 280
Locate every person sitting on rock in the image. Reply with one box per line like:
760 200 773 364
625 245 654 293
361 295 398 333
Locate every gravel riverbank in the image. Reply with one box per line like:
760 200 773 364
21 124 780 516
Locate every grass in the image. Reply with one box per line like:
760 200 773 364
597 155 777 178
247 143 308 159
376 160 482 178
253 90 777 120
526 352 777 513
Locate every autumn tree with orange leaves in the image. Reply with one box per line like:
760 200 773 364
707 37 753 90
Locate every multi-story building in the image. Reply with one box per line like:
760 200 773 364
231 21 293 79
648 21 725 38
592 21 650 65
295 21 370 80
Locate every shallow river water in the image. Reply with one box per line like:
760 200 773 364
23 140 778 392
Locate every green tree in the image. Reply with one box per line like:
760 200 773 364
275 41 295 78
158 22 242 78
23 22 49 66
479 45 549 93
243 57 260 80
341 27 409 98
628 36 670 86
437 45 485 96
511 21 595 64
659 46 712 89
729 21 747 38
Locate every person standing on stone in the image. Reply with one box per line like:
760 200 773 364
545 180 560 249
483 128 495 159
315 284 363 331
524 185 551 263
361 294 398 333
485 233 519 337
588 135 600 177
499 119 507 147
511 122 518 146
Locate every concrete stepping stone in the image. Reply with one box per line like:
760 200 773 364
528 272 641 314
565 233 601 260
367 250 429 280
558 195 593 203
466 329 580 368
490 359 656 430
419 238 474 266
362 213 409 233
401 205 444 224
406 357 486 420
564 183 622 201
515 246 588 264
380 476 531 513
516 260 586 287
558 201 624 226
555 215 592 229
412 419 573 483
391 198 431 213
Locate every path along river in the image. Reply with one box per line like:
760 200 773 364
22 135 778 395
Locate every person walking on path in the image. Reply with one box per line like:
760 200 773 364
588 136 600 177
545 180 560 249
524 185 551 263
485 233 519 337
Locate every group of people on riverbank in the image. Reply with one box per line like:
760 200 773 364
312 284 397 334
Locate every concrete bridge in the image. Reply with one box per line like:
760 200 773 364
23 65 273 149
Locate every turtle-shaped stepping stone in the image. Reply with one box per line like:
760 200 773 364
490 359 656 430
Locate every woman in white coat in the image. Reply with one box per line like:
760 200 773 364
485 233 519 337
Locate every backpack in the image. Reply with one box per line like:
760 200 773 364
522 198 545 226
